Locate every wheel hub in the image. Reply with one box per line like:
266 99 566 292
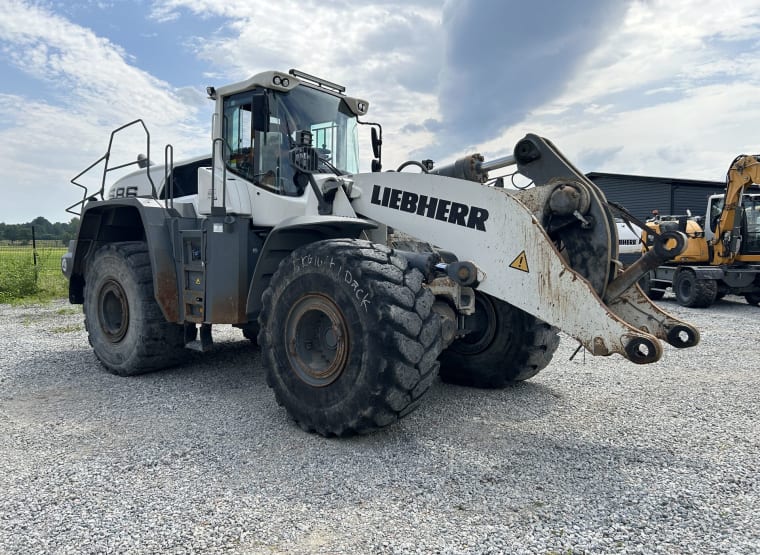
97 279 129 343
453 293 498 355
285 294 349 387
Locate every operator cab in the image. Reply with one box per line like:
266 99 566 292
218 71 363 197
705 192 760 254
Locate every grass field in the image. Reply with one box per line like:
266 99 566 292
0 246 68 303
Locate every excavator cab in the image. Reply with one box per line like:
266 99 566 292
705 192 760 255
738 195 760 254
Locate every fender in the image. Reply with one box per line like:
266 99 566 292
245 215 377 318
67 197 181 322
689 266 728 280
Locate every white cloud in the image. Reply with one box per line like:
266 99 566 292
555 0 760 107
3 0 760 223
0 0 212 223
474 0 760 186
148 0 444 167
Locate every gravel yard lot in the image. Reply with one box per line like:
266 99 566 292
1 296 758 554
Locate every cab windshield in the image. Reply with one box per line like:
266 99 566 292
221 85 360 196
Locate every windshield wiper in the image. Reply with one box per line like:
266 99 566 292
318 154 342 176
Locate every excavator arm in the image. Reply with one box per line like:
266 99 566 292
712 155 760 263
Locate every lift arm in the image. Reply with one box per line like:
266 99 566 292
348 135 699 364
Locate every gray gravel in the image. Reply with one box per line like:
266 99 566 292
1 295 758 554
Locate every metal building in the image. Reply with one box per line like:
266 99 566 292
587 172 725 221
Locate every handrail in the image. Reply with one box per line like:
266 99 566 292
211 137 228 216
66 153 107 216
66 119 158 216
164 144 174 211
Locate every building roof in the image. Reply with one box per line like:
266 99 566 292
586 172 724 189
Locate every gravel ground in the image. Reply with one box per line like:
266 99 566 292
0 294 758 554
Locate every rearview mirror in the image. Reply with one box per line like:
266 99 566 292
371 127 381 159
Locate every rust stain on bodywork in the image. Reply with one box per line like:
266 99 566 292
155 269 180 322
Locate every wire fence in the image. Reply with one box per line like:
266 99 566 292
0 228 70 301
0 239 68 276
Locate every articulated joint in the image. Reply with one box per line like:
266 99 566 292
514 136 542 165
445 261 479 287
548 184 583 216
624 336 660 364
666 325 700 349
427 277 476 316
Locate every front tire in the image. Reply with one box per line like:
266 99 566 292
83 242 187 376
439 292 560 388
258 239 443 436
673 269 717 308
745 292 760 306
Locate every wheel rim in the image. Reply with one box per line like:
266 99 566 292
97 279 129 343
285 294 349 387
451 293 498 355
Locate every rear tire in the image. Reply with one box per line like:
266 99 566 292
439 292 559 388
258 239 442 436
745 292 760 306
83 242 187 376
673 269 717 308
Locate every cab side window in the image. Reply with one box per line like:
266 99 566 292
222 93 254 180
221 91 295 195
708 197 724 232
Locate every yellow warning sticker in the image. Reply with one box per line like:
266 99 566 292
509 251 529 273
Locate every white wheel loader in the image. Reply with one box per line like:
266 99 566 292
62 69 699 436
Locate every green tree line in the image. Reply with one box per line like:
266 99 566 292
0 217 80 242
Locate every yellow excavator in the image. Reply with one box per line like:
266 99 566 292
640 155 760 307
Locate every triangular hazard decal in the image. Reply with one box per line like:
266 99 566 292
509 251 529 273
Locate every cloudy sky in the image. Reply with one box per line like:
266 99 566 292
2 0 760 224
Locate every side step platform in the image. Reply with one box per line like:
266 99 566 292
178 228 214 352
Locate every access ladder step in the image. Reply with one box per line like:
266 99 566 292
185 323 213 352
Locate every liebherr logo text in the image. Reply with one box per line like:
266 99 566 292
370 185 489 232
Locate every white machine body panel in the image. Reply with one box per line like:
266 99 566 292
349 171 657 359
197 167 321 223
